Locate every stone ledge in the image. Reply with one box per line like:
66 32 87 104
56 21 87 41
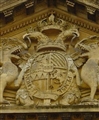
0 105 99 113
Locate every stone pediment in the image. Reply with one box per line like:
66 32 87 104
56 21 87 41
0 7 99 37
0 4 99 114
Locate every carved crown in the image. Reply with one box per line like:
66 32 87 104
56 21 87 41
37 14 67 32
36 39 66 52
24 14 79 52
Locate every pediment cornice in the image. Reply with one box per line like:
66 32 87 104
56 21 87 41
0 7 99 36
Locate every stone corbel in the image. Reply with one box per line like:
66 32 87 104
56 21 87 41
3 9 13 17
25 1 35 15
86 6 96 15
25 1 34 9
66 0 76 14
3 9 14 23
86 6 96 21
66 0 75 7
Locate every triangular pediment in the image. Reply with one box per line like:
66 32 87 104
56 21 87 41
1 2 99 114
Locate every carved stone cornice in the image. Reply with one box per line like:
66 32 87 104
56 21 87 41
0 9 51 36
0 8 99 36
54 8 99 33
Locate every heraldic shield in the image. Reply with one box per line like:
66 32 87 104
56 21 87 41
16 50 80 106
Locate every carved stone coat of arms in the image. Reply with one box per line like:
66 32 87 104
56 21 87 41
1 14 99 108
